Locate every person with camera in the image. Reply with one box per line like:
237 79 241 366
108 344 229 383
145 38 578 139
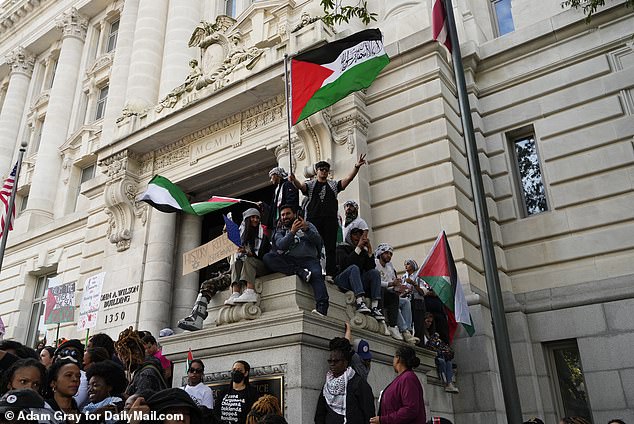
263 204 328 316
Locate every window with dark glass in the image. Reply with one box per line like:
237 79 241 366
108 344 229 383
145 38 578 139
545 340 593 422
95 85 109 121
47 59 57 89
106 20 119 53
492 0 515 36
511 133 548 216
19 194 28 214
73 163 96 211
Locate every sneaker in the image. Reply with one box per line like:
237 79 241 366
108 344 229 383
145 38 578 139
402 330 420 345
388 326 404 341
381 321 391 336
224 292 241 305
325 275 335 284
369 307 385 321
234 290 258 303
355 301 371 314
297 268 312 283
311 309 326 317
445 383 460 393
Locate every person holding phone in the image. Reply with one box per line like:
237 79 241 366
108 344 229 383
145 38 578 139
263 205 328 316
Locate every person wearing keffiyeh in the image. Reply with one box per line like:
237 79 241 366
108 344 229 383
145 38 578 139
224 208 271 305
315 337 375 424
262 167 299 231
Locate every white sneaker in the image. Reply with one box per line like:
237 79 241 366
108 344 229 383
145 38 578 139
402 330 420 345
224 292 241 305
234 290 258 303
445 383 460 393
388 326 404 340
325 275 334 284
381 322 391 336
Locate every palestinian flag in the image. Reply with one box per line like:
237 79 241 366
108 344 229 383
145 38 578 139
418 231 474 342
186 348 193 373
291 29 389 124
137 175 256 215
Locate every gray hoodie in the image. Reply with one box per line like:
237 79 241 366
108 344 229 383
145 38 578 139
272 221 322 259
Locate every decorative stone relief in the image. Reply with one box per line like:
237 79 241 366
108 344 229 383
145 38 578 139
343 291 390 336
242 94 285 134
156 16 265 112
216 280 263 325
5 46 35 76
86 52 114 78
56 7 88 41
99 150 142 252
291 11 320 33
332 113 370 154
274 134 306 170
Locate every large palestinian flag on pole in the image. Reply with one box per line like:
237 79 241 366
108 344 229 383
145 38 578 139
290 29 389 124
418 231 475 341
138 175 256 216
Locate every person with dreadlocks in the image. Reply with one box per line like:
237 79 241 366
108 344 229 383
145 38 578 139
115 327 166 397
315 337 375 424
245 394 282 424
224 208 271 305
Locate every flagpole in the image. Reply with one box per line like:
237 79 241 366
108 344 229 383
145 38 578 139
0 140 28 273
283 53 293 175
442 0 523 421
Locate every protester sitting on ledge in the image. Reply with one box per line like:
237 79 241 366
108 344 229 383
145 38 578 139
224 208 271 306
263 204 329 316
335 219 385 320
423 312 459 394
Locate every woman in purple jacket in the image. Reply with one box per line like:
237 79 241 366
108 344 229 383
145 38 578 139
370 346 426 424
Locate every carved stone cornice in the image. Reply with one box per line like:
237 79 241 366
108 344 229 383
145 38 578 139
0 0 45 35
242 94 285 134
5 46 35 76
56 7 88 41
331 113 370 154
86 52 114 78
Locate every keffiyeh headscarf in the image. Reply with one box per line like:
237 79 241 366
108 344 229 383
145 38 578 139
240 208 264 256
374 243 393 258
343 218 369 245
322 367 355 422
404 259 418 270
268 167 288 179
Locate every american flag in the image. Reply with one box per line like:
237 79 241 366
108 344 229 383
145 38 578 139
432 0 452 52
0 163 17 238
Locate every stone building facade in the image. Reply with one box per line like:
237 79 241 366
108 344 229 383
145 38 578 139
0 0 632 422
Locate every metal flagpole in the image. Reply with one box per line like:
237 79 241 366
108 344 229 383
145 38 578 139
442 0 523 421
0 140 28 272
283 54 293 175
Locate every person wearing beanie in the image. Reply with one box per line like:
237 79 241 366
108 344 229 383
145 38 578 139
290 154 367 283
263 167 299 230
224 207 271 305
370 346 426 424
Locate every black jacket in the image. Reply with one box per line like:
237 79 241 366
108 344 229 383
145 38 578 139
264 180 299 229
315 373 375 424
335 243 376 276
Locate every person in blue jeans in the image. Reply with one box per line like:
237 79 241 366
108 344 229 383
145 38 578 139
335 219 385 321
263 204 329 316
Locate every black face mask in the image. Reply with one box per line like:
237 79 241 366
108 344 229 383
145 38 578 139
231 370 244 384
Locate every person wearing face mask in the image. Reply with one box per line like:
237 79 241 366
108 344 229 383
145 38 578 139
215 360 261 424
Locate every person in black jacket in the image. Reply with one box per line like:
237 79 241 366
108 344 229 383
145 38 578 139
216 360 261 424
262 167 299 231
315 337 375 424
335 219 384 321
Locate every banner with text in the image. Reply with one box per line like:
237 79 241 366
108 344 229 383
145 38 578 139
44 277 76 325
183 233 236 275
77 272 105 331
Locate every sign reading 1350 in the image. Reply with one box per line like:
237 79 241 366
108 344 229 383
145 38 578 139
104 311 126 324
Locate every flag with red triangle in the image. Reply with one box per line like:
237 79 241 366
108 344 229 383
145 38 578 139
186 348 194 373
418 231 474 341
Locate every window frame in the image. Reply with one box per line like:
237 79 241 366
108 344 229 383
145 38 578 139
105 19 119 53
507 128 549 218
544 339 594 422
94 85 109 121
491 0 515 37
26 273 57 348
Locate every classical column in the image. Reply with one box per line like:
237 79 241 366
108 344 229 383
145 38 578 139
170 213 202 331
158 0 202 99
0 47 34 175
25 8 87 228
122 0 169 115
100 0 140 145
137 209 176 336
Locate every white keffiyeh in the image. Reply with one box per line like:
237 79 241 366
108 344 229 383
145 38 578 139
322 367 355 422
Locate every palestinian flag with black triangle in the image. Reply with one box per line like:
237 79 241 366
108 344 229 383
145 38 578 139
291 29 389 124
418 231 475 342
